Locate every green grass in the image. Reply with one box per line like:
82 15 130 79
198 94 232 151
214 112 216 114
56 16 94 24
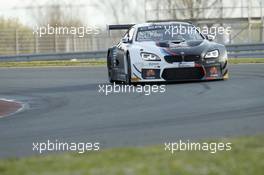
0 135 263 175
0 59 106 67
0 58 264 68
229 58 264 64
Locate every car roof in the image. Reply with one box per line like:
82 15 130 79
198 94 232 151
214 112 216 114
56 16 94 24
133 21 193 28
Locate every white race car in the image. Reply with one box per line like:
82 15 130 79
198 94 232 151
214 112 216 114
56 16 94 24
107 22 228 84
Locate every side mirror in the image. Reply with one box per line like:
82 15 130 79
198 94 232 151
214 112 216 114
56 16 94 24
206 35 215 41
121 37 129 43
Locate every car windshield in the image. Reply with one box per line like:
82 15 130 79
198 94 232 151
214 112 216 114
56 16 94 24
136 24 204 42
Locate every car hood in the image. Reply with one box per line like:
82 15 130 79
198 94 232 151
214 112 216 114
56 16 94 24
135 40 218 56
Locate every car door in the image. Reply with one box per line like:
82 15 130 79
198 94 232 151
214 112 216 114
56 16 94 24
115 28 135 78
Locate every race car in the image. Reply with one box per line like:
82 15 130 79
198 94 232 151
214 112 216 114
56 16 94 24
107 21 228 84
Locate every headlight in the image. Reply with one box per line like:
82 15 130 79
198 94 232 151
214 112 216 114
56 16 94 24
205 50 219 58
141 52 161 61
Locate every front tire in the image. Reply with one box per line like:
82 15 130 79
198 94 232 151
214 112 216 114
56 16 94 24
221 60 229 80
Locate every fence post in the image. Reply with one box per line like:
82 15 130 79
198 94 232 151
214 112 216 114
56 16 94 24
15 29 19 55
34 34 38 53
261 0 264 42
54 33 57 53
73 34 76 52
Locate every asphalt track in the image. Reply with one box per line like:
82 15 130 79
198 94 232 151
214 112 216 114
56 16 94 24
0 64 264 158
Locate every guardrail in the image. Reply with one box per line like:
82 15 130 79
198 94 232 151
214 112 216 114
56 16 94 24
226 43 264 58
0 43 263 62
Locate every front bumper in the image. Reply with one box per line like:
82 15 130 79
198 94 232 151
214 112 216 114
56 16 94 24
131 59 228 82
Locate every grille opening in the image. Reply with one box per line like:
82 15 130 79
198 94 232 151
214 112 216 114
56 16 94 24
162 67 204 81
164 55 201 63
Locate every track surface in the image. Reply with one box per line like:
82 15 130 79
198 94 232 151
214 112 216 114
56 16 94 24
0 64 264 158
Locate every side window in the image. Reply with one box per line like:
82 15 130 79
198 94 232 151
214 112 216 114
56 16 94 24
128 28 135 42
123 33 128 39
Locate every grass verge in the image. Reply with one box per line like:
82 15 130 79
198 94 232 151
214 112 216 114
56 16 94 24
0 58 264 68
0 59 106 68
0 135 263 175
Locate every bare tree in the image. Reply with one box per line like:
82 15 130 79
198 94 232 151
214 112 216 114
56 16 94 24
28 0 83 27
92 0 142 24
0 17 33 55
148 0 220 20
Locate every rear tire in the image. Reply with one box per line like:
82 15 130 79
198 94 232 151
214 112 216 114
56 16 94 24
107 50 115 83
125 53 131 85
